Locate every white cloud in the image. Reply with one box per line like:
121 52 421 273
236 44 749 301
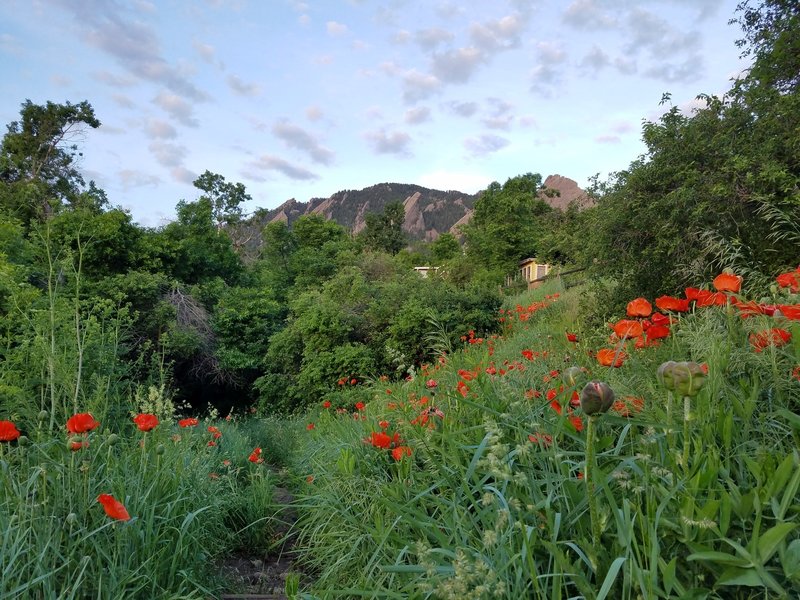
153 91 199 127
227 74 261 96
404 106 431 124
144 118 177 139
402 69 442 103
364 128 412 156
326 21 348 36
306 105 323 121
248 154 320 180
431 47 484 83
272 119 334 165
463 134 509 157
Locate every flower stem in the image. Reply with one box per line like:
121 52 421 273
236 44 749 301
682 395 691 471
585 415 600 548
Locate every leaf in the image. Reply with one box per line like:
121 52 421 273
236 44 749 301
784 539 800 579
660 557 677 596
716 566 764 587
596 557 626 600
757 523 797 563
776 409 800 431
687 551 749 567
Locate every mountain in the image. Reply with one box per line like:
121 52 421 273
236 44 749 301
228 176 589 259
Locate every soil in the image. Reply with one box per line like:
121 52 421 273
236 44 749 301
216 475 306 600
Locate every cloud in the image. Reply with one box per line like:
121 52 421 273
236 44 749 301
364 128 412 156
404 106 431 124
595 135 620 144
153 91 199 127
431 47 484 83
50 0 208 101
529 41 568 93
326 21 348 36
272 119 334 165
92 70 137 87
392 30 411 44
579 46 610 72
248 154 319 180
482 97 514 129
192 40 216 63
644 57 701 83
227 74 261 96
562 0 617 30
144 118 177 140
148 141 187 168
0 32 23 55
415 28 454 50
625 9 699 59
50 74 71 87
170 166 198 184
446 101 478 117
463 134 509 157
469 14 526 52
118 168 161 190
112 93 135 109
402 69 442 103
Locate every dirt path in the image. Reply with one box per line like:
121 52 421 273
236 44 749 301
217 475 305 600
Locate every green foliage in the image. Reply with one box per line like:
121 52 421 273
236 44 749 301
192 170 250 230
360 200 407 255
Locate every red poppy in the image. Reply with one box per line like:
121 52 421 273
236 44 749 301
528 433 553 446
97 494 130 521
457 369 478 381
178 418 199 428
777 304 800 320
793 366 800 381
655 296 689 313
391 446 412 461
695 290 729 307
457 381 469 398
521 349 534 361
569 414 583 432
306 423 315 430
248 447 263 463
713 272 742 293
426 379 438 389
322 400 331 409
733 299 776 318
71 440 90 451
626 297 652 317
596 348 627 368
0 420 20 442
66 413 100 434
685 287 702 302
207 440 217 447
355 402 365 411
549 399 563 415
133 413 159 432
749 328 792 352
366 431 392 449
613 319 643 339
650 312 671 326
566 332 578 343
378 420 389 429
776 269 800 292
645 324 670 341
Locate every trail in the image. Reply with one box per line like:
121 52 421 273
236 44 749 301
218 474 304 600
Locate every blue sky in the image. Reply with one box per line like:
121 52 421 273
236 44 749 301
1 0 748 226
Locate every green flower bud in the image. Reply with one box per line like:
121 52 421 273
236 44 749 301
580 381 615 416
17 435 29 447
563 366 587 388
671 361 706 397
106 433 119 446
66 513 78 526
156 444 165 456
657 361 677 391
37 410 48 421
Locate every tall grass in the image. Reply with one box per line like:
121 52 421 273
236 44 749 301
289 278 800 598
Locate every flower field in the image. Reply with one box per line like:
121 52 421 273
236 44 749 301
288 269 800 598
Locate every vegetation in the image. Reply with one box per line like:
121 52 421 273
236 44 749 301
0 0 798 597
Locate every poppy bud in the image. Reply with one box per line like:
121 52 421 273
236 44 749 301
156 444 165 456
563 366 586 388
66 513 78 526
671 361 706 397
107 433 119 446
38 410 48 421
580 381 615 415
17 435 29 447
657 361 677 390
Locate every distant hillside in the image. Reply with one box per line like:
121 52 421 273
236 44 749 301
228 176 589 259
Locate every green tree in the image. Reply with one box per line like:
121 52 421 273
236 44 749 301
192 170 251 231
361 201 406 254
0 100 101 222
430 232 461 263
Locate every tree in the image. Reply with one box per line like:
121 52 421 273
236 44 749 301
0 100 101 221
430 232 461 263
192 170 251 231
361 201 406 254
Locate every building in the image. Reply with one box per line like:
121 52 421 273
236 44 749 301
413 266 439 278
517 258 551 289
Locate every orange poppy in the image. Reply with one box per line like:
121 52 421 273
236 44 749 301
596 348 627 368
457 381 469 397
97 494 130 521
655 296 689 313
776 269 800 292
248 447 263 463
612 319 643 339
391 446 412 461
713 272 742 293
749 328 791 352
626 297 652 317
645 324 670 340
178 418 199 428
777 304 800 320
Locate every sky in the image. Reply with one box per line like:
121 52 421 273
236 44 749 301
0 0 749 226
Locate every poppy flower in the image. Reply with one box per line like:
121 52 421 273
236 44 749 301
391 446 412 461
613 319 643 339
655 296 689 313
528 433 553 446
569 414 583 432
366 431 392 449
306 422 315 430
457 381 469 398
566 332 578 343
178 418 199 428
70 440 90 451
777 304 800 320
133 413 159 432
749 328 791 352
650 312 672 326
378 420 389 429
0 420 21 442
695 290 729 307
322 400 331 409
685 287 703 302
645 324 671 341
248 447 263 463
732 299 776 318
66 413 100 434
207 440 217 447
596 348 627 368
626 297 652 317
426 379 438 389
354 402 365 411
97 494 130 521
713 272 742 293
776 269 800 292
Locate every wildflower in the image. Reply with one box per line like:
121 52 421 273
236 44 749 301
626 297 652 317
426 379 438 389
457 381 469 398
133 413 159 432
248 447 263 463
378 420 389 429
777 304 800 320
391 446 412 461
178 418 199 428
655 296 689 313
66 413 100 434
306 475 314 484
97 494 130 521
566 332 578 342
306 422 315 430
355 402 365 411
528 433 553 446
713 272 742 293
696 290 729 307
322 400 331 409
793 366 800 381
0 420 20 442
521 349 534 361
645 324 671 341
70 439 89 451
569 414 584 432
458 369 477 381
596 348 627 368
749 328 792 352
223 459 231 466
580 381 615 415
776 268 800 292
613 319 643 339
207 440 216 447
366 431 393 449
